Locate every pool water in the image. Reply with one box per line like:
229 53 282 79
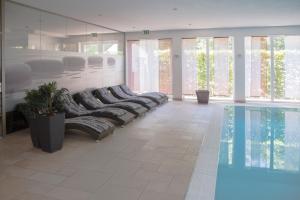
215 106 300 200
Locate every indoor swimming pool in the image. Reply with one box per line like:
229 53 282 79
215 106 300 200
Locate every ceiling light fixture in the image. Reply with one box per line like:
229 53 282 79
172 8 178 11
98 14 102 17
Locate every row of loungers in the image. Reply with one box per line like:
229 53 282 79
18 85 168 141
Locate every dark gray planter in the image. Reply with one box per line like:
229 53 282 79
30 113 65 153
195 90 210 104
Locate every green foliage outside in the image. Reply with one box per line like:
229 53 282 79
194 37 287 99
196 52 207 89
195 38 234 97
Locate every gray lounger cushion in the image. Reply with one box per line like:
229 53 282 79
93 87 157 110
120 84 168 98
65 116 114 140
73 90 147 116
60 88 135 125
108 86 158 108
119 84 168 104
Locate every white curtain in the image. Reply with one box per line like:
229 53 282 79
245 37 251 97
284 36 300 100
250 37 263 97
182 38 198 95
129 40 159 93
213 37 230 96
131 41 140 91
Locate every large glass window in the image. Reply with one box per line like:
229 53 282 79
127 39 172 94
182 37 234 98
274 36 300 101
245 36 271 100
245 35 300 102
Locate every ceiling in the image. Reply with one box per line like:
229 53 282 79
12 0 300 32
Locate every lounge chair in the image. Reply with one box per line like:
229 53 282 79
109 85 168 105
93 87 157 110
119 85 168 104
16 103 115 141
60 88 135 125
73 89 148 117
65 116 114 140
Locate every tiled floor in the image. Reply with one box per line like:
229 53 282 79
0 101 220 200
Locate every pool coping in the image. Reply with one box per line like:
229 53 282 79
185 104 224 200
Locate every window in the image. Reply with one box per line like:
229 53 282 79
245 36 271 100
81 40 119 55
182 37 234 98
245 35 300 102
274 36 300 101
127 39 172 94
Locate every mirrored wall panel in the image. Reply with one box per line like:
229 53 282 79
4 1 125 112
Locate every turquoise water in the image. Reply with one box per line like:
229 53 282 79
215 106 300 200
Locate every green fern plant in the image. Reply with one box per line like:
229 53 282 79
24 82 64 118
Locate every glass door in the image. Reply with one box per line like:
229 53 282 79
245 35 300 102
182 37 234 99
127 39 172 94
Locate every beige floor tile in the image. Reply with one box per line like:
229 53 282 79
28 172 66 185
0 102 221 200
12 192 59 200
59 170 111 192
15 159 62 173
134 169 173 182
0 176 33 200
167 180 189 196
90 183 142 200
46 187 91 200
3 165 36 179
145 178 172 193
100 157 142 175
106 173 149 190
158 160 194 176
26 181 56 195
139 190 184 200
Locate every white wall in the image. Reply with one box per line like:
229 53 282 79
125 25 300 101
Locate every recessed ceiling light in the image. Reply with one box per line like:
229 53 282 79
172 8 178 11
132 26 136 29
188 24 192 26
98 14 102 17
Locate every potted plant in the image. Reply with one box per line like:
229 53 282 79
24 82 65 153
195 90 210 104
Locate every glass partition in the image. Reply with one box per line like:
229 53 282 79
4 1 125 132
